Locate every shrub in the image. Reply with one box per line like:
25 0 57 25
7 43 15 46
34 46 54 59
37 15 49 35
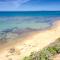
23 38 60 60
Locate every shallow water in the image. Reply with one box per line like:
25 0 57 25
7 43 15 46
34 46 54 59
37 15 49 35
0 11 60 44
0 16 60 31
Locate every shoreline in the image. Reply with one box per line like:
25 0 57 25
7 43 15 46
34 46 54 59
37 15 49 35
0 20 60 60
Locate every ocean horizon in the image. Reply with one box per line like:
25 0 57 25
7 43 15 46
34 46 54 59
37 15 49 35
0 11 60 16
0 11 60 31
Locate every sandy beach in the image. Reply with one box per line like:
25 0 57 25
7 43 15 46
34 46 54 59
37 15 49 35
53 54 60 60
0 20 60 60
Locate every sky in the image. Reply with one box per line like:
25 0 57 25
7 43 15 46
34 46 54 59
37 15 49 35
0 0 60 11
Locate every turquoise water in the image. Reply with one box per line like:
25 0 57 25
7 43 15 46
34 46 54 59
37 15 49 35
0 11 60 43
0 11 60 16
0 11 60 32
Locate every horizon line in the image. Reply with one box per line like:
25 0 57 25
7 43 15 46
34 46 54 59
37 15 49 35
0 10 60 12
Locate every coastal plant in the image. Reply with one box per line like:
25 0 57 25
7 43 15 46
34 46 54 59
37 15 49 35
23 38 60 60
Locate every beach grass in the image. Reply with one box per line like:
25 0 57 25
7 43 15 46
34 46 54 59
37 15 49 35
23 38 60 60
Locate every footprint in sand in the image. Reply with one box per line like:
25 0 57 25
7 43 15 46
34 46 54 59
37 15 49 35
8 48 21 55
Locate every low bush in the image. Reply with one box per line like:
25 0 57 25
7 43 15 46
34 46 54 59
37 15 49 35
23 38 60 60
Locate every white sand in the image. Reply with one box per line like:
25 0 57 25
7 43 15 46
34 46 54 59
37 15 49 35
0 20 60 60
53 54 60 60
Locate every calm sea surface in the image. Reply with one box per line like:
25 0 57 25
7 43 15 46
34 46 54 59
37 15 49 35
0 11 60 31
0 11 60 43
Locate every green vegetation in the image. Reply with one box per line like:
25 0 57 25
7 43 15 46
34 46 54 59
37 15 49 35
23 38 60 60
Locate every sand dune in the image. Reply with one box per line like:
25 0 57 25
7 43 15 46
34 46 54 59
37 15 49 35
0 20 60 60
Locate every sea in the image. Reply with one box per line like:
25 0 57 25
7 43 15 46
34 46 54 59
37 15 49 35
0 11 60 43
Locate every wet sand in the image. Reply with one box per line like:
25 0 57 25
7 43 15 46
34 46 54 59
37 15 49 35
0 20 60 60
